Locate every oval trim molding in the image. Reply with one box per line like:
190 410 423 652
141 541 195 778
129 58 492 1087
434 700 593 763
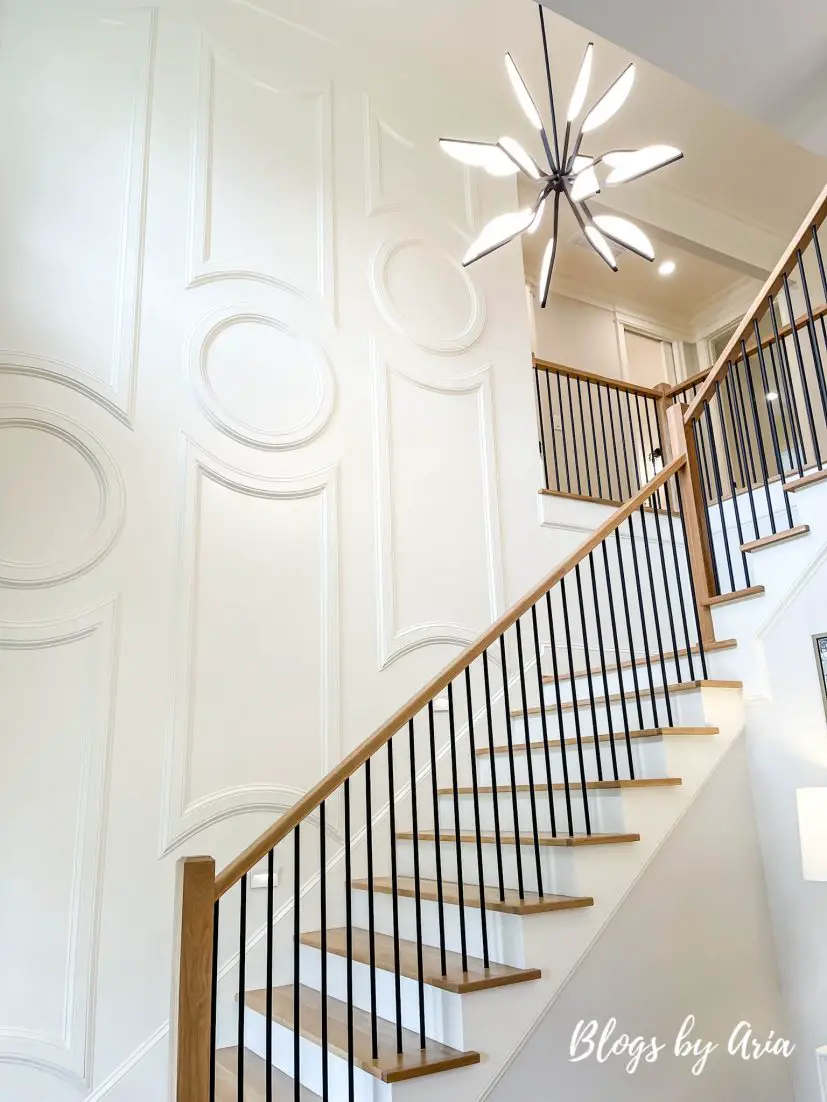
369 237 486 355
187 308 336 450
0 407 125 589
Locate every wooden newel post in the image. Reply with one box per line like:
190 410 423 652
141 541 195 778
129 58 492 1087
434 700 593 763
173 855 216 1102
665 403 717 645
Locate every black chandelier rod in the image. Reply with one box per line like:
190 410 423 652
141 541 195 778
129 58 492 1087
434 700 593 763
538 5 561 172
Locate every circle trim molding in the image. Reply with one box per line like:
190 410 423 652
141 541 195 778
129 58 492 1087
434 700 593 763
369 236 486 355
0 406 125 588
188 308 336 450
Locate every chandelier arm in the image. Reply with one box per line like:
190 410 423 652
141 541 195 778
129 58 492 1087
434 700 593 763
539 129 558 175
538 4 561 170
582 202 655 263
540 188 562 308
566 190 616 271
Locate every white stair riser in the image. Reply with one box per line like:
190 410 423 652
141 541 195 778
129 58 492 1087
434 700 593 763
352 887 527 967
523 684 709 740
396 836 582 898
244 1006 392 1102
437 788 626 835
298 943 465 1049
542 654 720 706
476 736 665 786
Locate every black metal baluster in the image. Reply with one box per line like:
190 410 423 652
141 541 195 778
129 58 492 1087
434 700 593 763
626 510 661 728
783 273 822 469
481 651 506 900
797 247 827 442
531 603 558 836
407 718 427 1047
386 740 403 1055
715 380 751 591
599 542 632 776
691 418 721 595
754 322 795 528
544 590 575 836
546 370 562 492
238 876 247 1102
574 562 604 781
769 298 806 473
722 370 748 491
556 371 573 493
694 397 716 504
636 500 673 726
606 383 626 500
623 390 644 492
576 378 594 497
559 577 591 835
265 850 274 1102
364 762 378 1061
210 901 219 1102
447 683 469 965
292 834 299 1102
766 324 800 480
535 366 550 490
566 374 583 494
344 780 354 1102
427 701 448 971
319 803 328 1100
732 358 763 538
515 620 544 894
658 460 697 680
464 668 490 966
498 636 526 892
597 383 615 501
613 528 645 734
587 552 621 779
587 381 603 499
703 400 735 593
741 339 777 532
673 473 709 678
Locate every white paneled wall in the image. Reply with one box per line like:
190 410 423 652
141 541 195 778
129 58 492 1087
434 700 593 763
0 1 564 1099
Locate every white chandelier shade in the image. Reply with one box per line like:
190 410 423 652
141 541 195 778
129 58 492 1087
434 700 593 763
440 4 682 303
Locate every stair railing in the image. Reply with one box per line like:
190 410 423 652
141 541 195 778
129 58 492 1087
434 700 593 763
533 359 668 506
174 454 711 1102
670 181 827 600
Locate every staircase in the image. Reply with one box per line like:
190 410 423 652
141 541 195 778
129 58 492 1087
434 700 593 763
175 180 827 1102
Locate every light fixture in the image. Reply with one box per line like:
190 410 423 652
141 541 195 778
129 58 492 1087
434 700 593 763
766 391 779 402
439 4 683 303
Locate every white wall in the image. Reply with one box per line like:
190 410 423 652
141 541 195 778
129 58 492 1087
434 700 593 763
746 546 827 1102
488 736 794 1102
0 1 571 1099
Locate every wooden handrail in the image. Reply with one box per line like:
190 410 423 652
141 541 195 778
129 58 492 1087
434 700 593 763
665 300 827 402
533 357 662 399
684 179 827 423
213 455 687 899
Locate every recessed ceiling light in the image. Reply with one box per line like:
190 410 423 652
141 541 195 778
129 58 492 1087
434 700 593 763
766 391 779 402
658 260 676 276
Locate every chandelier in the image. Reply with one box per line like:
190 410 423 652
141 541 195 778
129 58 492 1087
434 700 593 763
439 4 682 306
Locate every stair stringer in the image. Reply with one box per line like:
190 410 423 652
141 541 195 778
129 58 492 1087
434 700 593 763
358 685 745 1102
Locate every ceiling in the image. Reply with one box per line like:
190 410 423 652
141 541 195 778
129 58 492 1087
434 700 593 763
540 0 827 158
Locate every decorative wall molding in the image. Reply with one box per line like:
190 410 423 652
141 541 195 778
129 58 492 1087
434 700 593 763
363 94 479 234
371 343 504 668
160 440 340 853
369 237 486 355
187 306 336 449
187 36 335 316
0 9 156 426
0 600 119 1084
0 406 125 588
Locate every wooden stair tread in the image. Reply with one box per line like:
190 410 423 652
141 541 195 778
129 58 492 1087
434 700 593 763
475 726 719 757
300 928 541 993
441 777 682 795
783 467 827 493
216 1047 320 1102
354 875 594 915
513 679 742 717
702 586 765 607
740 525 810 553
245 985 480 1083
542 639 737 685
399 830 640 847
538 487 622 508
